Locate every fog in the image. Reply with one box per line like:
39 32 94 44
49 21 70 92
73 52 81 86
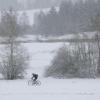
0 0 86 10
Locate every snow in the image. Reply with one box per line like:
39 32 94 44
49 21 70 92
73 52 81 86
0 42 63 78
0 41 99 100
13 31 97 42
0 78 100 100
23 43 63 77
0 4 99 100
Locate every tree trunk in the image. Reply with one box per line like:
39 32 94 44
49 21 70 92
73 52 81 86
10 36 14 79
96 33 100 74
97 44 100 73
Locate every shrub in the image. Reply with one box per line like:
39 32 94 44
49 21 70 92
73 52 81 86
45 43 97 78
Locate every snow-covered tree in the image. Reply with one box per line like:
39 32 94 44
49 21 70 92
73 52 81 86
0 43 29 79
45 43 97 78
0 9 29 80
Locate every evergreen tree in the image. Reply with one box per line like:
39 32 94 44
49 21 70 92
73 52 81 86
19 12 31 35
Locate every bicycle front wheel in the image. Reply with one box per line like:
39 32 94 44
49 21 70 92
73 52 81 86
36 80 41 86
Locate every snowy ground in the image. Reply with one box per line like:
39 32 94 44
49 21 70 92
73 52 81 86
23 43 63 77
0 43 100 100
0 78 100 100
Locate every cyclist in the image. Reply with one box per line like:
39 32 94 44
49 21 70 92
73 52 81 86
31 73 38 81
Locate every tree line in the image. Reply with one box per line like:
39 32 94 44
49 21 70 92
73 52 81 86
45 42 100 78
0 9 32 37
0 0 100 37
34 0 100 36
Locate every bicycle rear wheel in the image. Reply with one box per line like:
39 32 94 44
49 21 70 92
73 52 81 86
28 80 33 86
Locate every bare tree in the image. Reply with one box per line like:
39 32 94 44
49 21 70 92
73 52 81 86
45 43 97 78
94 33 100 74
90 13 100 74
0 9 29 80
0 44 29 79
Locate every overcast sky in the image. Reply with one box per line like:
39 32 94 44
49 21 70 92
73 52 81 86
0 0 86 10
18 0 80 4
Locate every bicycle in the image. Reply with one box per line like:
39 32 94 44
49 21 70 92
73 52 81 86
28 79 41 86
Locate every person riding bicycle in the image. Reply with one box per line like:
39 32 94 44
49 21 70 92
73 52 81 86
31 73 38 82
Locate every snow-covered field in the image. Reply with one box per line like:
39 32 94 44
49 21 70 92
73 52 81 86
24 43 63 77
0 78 100 100
0 42 100 100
